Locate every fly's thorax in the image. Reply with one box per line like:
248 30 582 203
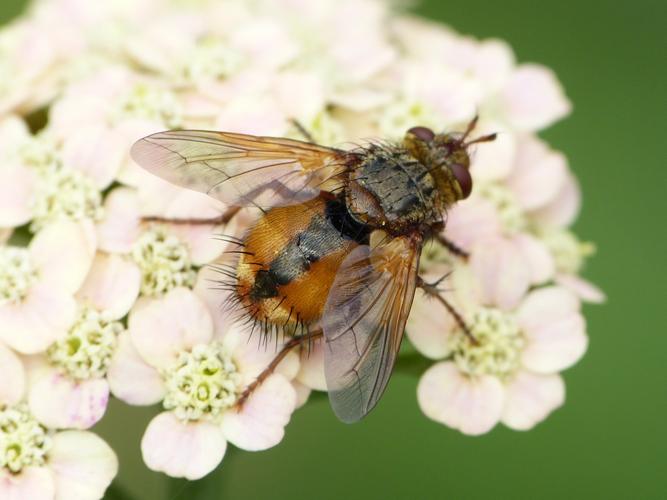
345 145 442 232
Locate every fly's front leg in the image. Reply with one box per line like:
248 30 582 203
417 276 477 345
235 328 323 409
434 233 469 260
290 118 315 143
142 205 242 226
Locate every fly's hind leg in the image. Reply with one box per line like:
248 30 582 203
236 328 323 409
142 205 242 226
417 276 477 345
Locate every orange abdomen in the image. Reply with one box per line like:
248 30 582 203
236 195 369 335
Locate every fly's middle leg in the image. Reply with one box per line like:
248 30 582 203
417 276 477 345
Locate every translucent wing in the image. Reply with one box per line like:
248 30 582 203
130 130 349 208
322 234 422 423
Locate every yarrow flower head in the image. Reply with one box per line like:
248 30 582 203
132 226 197 296
0 0 602 489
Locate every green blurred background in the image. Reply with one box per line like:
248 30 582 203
2 0 664 498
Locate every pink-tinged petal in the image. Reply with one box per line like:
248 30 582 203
501 371 565 430
215 97 289 136
0 165 36 227
417 361 504 436
0 467 55 500
221 374 296 451
292 381 311 409
61 125 125 190
555 274 606 304
273 71 325 121
96 187 142 253
516 286 580 332
0 343 26 405
522 314 587 374
49 430 118 500
470 237 532 310
0 343 25 405
499 64 571 131
193 268 238 338
30 220 96 294
0 284 76 354
468 121 516 181
531 171 581 228
169 224 223 266
76 253 140 319
512 233 555 285
141 412 226 480
224 327 300 384
107 331 165 405
29 368 109 429
296 339 326 391
129 288 214 370
444 197 502 251
506 136 568 211
406 289 455 359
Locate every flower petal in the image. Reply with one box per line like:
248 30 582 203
0 164 36 227
129 288 214 370
470 237 532 310
417 362 504 436
76 253 141 319
29 368 109 429
516 286 580 332
224 326 300 383
292 381 312 409
49 430 118 500
499 64 571 131
512 233 555 285
0 343 25 405
0 467 55 500
506 135 568 211
406 289 455 359
61 125 125 190
30 220 96 294
221 374 296 451
0 284 76 354
522 314 588 374
107 331 165 405
141 412 226 480
501 371 565 430
555 274 606 304
296 339 326 391
96 187 142 254
444 197 502 251
468 121 516 181
531 172 581 228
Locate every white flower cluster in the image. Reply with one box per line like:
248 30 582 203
0 0 602 495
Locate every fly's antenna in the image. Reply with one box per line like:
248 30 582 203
460 114 479 142
464 133 497 147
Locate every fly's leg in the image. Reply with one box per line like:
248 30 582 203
142 205 241 226
236 328 323 409
417 276 478 345
290 118 315 143
434 233 469 260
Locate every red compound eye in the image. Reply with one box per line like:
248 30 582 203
407 126 435 142
450 163 472 199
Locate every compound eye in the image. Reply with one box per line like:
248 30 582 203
450 163 472 199
407 126 435 142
